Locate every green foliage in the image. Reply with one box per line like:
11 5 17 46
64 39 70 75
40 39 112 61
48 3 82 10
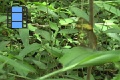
19 29 29 47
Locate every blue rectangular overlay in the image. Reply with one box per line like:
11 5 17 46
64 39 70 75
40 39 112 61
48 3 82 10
12 7 22 12
12 22 22 28
7 6 28 28
12 13 22 21
11 6 23 28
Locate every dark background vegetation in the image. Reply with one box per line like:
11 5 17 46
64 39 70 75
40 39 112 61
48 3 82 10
0 0 120 80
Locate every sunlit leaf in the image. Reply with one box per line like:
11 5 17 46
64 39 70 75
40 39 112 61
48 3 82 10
28 24 37 31
59 18 74 25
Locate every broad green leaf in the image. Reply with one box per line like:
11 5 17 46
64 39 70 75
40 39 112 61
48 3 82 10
69 7 89 21
0 16 6 22
59 47 93 67
94 4 101 16
104 19 116 26
35 29 52 41
36 47 120 79
63 45 71 49
96 3 120 16
14 60 36 76
0 61 6 73
18 43 41 59
0 41 10 51
49 21 59 31
28 24 37 31
59 18 74 25
95 23 108 31
32 60 47 69
59 12 68 18
19 29 29 47
14 67 28 77
104 28 120 33
59 47 120 67
111 74 120 80
116 0 120 2
37 4 58 18
79 50 120 66
106 33 120 41
0 55 35 75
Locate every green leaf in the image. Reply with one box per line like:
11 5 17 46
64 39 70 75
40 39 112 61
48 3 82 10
35 29 52 41
79 51 120 66
35 47 120 79
0 55 35 75
104 19 116 26
59 47 120 67
96 3 120 16
0 16 6 22
69 7 89 21
116 0 120 2
49 21 59 31
106 33 120 41
104 28 120 33
32 60 47 69
59 18 74 25
37 4 58 18
0 41 10 51
14 60 36 76
114 62 120 70
0 61 6 73
59 12 68 18
28 24 37 31
19 29 29 47
111 74 120 80
59 47 93 67
95 23 108 31
18 43 41 59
